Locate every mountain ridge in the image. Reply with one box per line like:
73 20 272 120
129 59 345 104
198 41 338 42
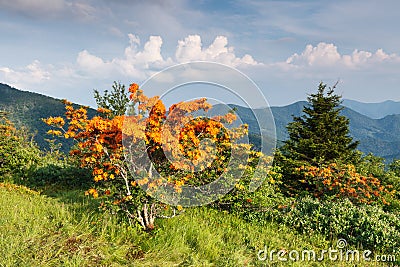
0 83 96 152
1 83 399 162
342 99 400 119
224 102 400 162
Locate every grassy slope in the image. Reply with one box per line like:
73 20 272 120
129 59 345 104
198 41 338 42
0 182 390 267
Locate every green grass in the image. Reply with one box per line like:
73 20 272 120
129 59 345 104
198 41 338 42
0 182 392 266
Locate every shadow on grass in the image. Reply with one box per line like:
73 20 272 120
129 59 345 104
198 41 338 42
3 163 104 220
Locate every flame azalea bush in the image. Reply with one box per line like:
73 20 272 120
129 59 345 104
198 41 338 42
44 83 272 230
294 163 394 205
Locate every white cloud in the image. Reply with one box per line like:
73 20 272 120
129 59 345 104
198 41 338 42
127 35 164 66
286 43 341 67
0 60 50 88
76 34 173 80
342 48 398 68
0 33 262 106
74 34 261 80
175 35 261 67
77 50 105 70
3 37 400 107
127 33 140 46
3 41 398 89
283 42 399 69
175 35 203 63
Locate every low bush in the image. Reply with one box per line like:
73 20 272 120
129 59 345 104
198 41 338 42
0 112 40 180
273 196 400 254
0 111 91 189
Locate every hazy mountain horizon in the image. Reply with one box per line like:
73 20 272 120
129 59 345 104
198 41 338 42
1 83 399 162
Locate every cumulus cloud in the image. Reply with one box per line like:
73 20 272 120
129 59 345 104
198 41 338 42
0 60 50 88
284 42 399 69
5 36 400 108
175 35 261 67
77 50 110 73
76 34 173 80
4 40 399 89
286 43 341 67
75 34 261 80
342 48 399 67
0 33 263 106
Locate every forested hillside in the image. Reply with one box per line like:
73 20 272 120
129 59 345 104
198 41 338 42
228 103 400 162
0 83 96 152
1 83 399 161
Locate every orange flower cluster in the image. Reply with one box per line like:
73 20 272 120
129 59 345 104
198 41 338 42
85 188 99 198
0 115 16 137
146 99 247 190
178 117 230 162
44 83 250 207
42 117 65 128
43 98 125 186
295 163 393 204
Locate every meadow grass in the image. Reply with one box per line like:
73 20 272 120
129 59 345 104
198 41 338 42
0 182 391 266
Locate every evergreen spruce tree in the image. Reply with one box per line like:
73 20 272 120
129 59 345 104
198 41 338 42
277 82 359 194
282 82 358 165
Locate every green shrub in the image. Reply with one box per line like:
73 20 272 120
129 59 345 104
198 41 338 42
28 159 92 189
0 111 91 189
274 197 400 254
210 162 286 215
0 112 41 180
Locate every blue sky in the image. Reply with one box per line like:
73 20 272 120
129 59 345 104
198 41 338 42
0 0 399 107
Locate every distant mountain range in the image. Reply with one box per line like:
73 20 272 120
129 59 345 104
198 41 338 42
342 99 400 119
227 101 400 162
1 83 399 162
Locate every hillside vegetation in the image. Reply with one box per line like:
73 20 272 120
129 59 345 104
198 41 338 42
1 83 400 159
0 83 96 153
228 102 400 161
4 183 393 266
1 82 399 266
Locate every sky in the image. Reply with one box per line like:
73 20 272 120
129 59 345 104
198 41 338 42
0 0 399 107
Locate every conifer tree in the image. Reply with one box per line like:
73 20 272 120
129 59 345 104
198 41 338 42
282 82 358 165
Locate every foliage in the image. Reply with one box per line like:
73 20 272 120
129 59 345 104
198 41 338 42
44 82 265 230
389 159 400 177
350 154 400 210
0 111 40 179
277 82 364 195
294 162 393 205
281 82 358 165
0 83 94 153
94 81 130 118
388 160 400 196
211 161 282 214
0 110 91 190
27 155 92 190
274 196 400 254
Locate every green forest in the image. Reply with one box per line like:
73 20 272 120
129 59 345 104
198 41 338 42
0 82 399 266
